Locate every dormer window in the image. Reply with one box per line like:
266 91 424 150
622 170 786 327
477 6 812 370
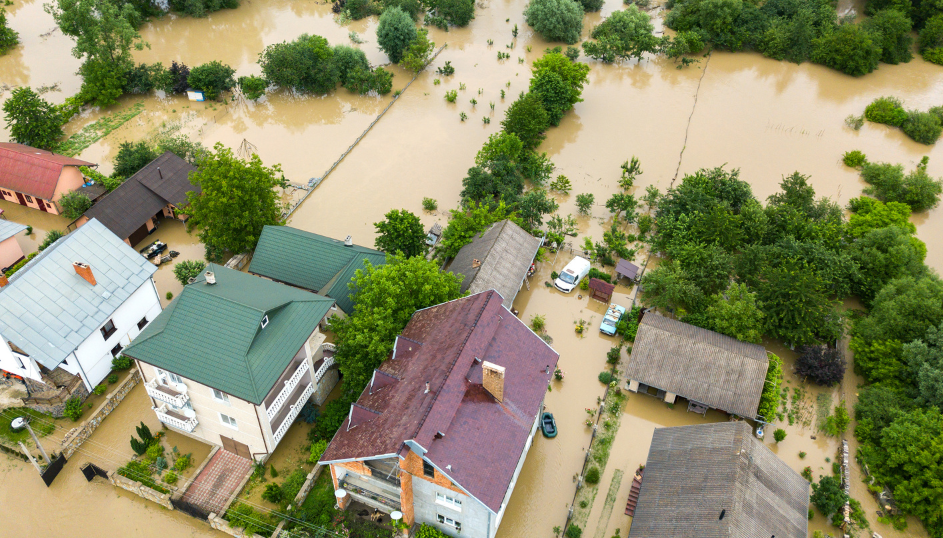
260 315 269 329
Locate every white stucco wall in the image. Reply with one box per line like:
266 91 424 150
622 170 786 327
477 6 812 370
0 340 42 381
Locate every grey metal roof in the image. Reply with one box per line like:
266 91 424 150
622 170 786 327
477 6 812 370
625 313 769 418
0 220 27 242
0 219 157 370
628 422 810 538
447 220 541 309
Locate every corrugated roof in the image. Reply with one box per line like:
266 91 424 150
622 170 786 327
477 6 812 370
0 219 157 370
628 422 810 538
320 291 560 513
83 152 198 241
0 220 27 242
0 143 95 199
248 226 386 314
122 264 335 404
624 314 769 418
447 220 541 309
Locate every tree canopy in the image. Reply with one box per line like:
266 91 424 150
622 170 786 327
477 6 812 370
373 209 428 258
2 88 65 150
524 0 584 44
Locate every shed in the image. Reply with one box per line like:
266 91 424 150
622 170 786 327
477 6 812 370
589 278 614 303
624 313 769 418
615 258 639 282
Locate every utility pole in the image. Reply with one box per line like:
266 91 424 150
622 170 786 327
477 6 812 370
18 441 41 473
13 417 50 465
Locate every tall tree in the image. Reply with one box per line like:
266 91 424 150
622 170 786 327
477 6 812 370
185 143 286 255
377 7 416 64
704 282 764 344
374 209 427 258
2 87 64 150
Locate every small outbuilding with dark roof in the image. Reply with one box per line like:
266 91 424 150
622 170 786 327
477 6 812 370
628 421 810 538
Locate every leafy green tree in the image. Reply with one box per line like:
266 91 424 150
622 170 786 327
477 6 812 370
919 14 943 52
903 321 943 409
576 193 594 215
475 132 523 166
517 189 559 230
113 140 158 180
377 7 416 64
185 143 286 255
582 7 659 63
853 383 910 444
754 257 843 347
531 52 590 112
2 87 65 150
854 275 943 345
524 0 584 44
864 95 907 126
519 150 555 184
763 172 844 249
847 196 915 237
258 34 339 94
501 93 550 150
187 61 236 100
344 66 393 95
238 75 267 100
850 225 927 304
850 337 906 386
861 160 943 212
58 190 93 220
436 201 521 259
639 260 707 315
461 157 525 205
373 209 427 258
756 351 782 420
435 0 474 26
704 282 765 344
810 476 848 519
901 110 943 145
400 28 434 72
0 8 19 55
329 254 463 394
333 45 370 87
605 193 638 223
862 8 914 64
173 260 207 285
811 23 881 76
529 71 572 127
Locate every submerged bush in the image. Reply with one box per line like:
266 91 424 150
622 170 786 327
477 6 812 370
258 34 339 94
437 0 475 26
238 75 267 100
843 150 867 168
377 7 416 63
901 110 943 145
864 96 907 126
584 466 600 484
525 0 584 44
187 61 236 100
169 0 239 17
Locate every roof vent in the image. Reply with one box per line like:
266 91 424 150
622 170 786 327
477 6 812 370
424 382 430 394
435 431 444 439
719 509 726 520
446 464 452 471
344 235 353 247
204 271 216 285
157 166 163 179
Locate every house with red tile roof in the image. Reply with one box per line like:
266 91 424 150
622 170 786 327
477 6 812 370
319 290 559 538
0 143 96 215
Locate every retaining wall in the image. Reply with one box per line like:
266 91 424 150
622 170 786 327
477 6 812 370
109 470 174 510
60 370 140 459
208 513 267 538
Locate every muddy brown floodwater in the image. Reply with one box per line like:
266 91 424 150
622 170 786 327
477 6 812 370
2 0 943 535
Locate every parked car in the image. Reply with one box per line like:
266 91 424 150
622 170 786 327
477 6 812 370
139 240 167 260
600 304 626 335
554 256 591 293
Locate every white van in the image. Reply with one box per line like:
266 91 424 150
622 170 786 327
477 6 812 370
554 256 591 293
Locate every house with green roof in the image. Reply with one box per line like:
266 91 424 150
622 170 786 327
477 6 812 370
247 226 387 314
122 264 339 460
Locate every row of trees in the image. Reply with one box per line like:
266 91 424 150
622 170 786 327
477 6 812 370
335 0 474 28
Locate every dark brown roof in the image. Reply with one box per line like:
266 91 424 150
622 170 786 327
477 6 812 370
83 152 198 241
615 258 639 280
0 143 95 199
76 183 108 202
589 278 615 294
320 290 559 513
628 422 810 538
625 313 769 418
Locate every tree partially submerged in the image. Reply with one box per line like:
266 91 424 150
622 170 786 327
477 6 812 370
374 209 428 258
795 345 846 387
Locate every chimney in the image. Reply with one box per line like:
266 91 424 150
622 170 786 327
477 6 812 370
344 235 353 247
204 271 216 285
73 262 96 285
482 361 505 402
0 274 8 287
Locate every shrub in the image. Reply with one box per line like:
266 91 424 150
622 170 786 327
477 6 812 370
261 483 283 504
308 439 328 463
773 428 786 442
154 456 168 473
756 352 782 421
38 230 65 251
146 442 164 462
795 345 846 387
579 0 603 10
113 141 159 181
173 260 207 286
525 0 584 44
344 66 393 95
112 355 133 370
258 34 339 94
281 469 308 501
0 8 18 55
118 460 169 493
901 110 942 145
531 314 547 332
167 61 191 94
842 150 867 168
166 292 174 300
163 471 178 485
174 453 192 471
108 374 119 384
58 190 93 220
269 464 278 478
588 267 611 283
802 466 813 481
187 61 235 100
437 0 475 26
607 346 621 364
799 451 807 459
566 525 583 538
169 0 238 17
444 89 458 102
377 7 416 64
345 0 379 19
810 23 881 76
579 278 589 291
864 96 907 126
63 397 84 421
416 524 451 538
584 466 600 484
238 75 267 100
576 193 594 214
422 197 437 211
598 371 615 384
93 384 107 396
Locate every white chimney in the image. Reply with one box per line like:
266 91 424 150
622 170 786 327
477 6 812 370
204 271 216 285
344 235 353 247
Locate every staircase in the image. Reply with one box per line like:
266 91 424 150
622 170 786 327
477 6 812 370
625 467 644 516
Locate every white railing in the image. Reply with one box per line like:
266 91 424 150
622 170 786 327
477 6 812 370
266 360 310 421
313 356 335 385
153 404 198 433
273 382 313 444
321 342 336 353
145 379 190 408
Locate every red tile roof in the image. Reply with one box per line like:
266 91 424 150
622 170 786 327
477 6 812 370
320 290 559 513
0 143 95 199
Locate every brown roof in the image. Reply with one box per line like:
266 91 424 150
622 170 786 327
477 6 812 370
83 152 198 241
589 278 615 294
320 290 559 512
0 143 95 199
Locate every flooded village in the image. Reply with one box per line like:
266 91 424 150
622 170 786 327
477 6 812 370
1 0 943 535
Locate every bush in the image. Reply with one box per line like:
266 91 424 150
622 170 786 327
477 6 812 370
261 483 283 504
607 346 621 364
862 8 913 64
901 110 942 144
773 428 786 442
861 159 943 211
146 442 164 462
377 7 416 64
269 464 278 478
795 345 846 386
166 291 174 300
588 267 611 283
63 397 84 421
584 467 600 484
167 61 190 94
237 75 267 100
422 197 437 211
38 230 64 251
188 61 235 100
919 14 943 52
173 260 207 285
842 150 867 168
163 471 178 485
173 453 192 471
308 439 328 463
108 374 119 384
437 0 475 26
259 34 339 94
416 524 451 538
93 384 107 396
530 314 547 332
169 0 238 17
525 0 584 44
345 0 379 19
756 352 782 421
112 355 133 370
0 8 19 55
281 469 308 502
864 96 907 126
598 371 615 384
344 66 393 95
566 525 583 538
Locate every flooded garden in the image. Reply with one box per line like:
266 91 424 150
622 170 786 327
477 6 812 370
2 0 943 534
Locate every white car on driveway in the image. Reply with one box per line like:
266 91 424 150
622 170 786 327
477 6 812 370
554 256 591 293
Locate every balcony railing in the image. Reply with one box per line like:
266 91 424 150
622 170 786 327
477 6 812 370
273 382 313 444
313 356 335 385
266 360 310 421
153 404 198 433
145 379 189 408
340 479 401 511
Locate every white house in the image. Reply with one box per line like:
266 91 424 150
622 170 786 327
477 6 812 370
0 219 161 411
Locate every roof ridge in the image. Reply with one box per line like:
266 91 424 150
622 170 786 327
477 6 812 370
476 220 508 268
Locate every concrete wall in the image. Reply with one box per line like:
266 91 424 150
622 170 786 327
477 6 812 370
108 469 173 510
412 472 492 538
60 370 140 458
0 235 25 271
73 278 162 390
207 513 267 538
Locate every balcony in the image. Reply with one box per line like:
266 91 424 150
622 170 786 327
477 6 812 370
272 382 313 444
145 379 190 408
266 360 310 421
340 474 401 513
153 403 198 433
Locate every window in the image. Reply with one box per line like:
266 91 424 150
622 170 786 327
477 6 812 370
168 372 183 384
219 413 237 429
436 492 462 511
137 316 148 330
25 195 32 203
436 515 461 532
212 389 230 404
110 343 123 357
423 461 435 478
260 315 269 329
100 319 117 339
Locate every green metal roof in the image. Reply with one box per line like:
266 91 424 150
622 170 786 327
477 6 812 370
248 226 387 313
122 264 335 405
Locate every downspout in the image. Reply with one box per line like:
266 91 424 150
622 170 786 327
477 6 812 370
252 405 271 462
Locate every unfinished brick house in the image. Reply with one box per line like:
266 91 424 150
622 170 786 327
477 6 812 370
319 290 559 538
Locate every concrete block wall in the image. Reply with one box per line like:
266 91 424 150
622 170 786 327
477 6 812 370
108 470 173 510
60 370 140 458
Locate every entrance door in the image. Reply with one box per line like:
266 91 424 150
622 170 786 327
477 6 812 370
14 192 26 206
37 199 47 212
220 435 251 459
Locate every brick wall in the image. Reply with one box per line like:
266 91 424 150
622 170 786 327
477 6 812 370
400 472 414 525
337 460 372 476
400 450 464 495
